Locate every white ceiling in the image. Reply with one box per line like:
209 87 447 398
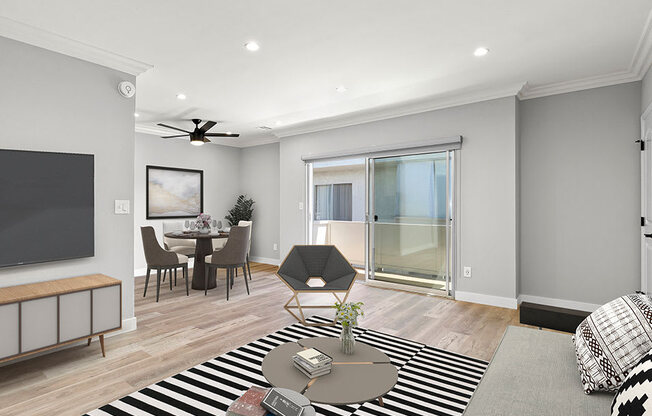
1 0 651 147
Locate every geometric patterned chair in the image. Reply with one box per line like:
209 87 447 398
276 245 357 326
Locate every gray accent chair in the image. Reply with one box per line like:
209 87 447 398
204 225 250 300
276 245 357 326
141 226 189 302
238 220 253 280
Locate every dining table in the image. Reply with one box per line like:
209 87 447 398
163 230 229 290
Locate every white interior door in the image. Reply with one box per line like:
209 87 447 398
641 107 652 293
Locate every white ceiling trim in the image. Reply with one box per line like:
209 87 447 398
521 8 652 100
0 16 152 76
274 82 527 139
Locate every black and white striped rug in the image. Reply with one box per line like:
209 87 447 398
86 316 488 416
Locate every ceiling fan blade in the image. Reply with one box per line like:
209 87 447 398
204 132 240 137
199 121 217 133
161 134 188 138
203 138 212 143
157 123 190 133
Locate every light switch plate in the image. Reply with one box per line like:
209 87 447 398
114 200 130 214
298 202 304 210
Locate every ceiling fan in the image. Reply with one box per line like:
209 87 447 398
157 119 239 146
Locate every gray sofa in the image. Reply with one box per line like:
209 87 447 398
464 326 614 415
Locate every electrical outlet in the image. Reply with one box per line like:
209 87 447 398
273 243 278 251
298 202 304 210
463 266 472 278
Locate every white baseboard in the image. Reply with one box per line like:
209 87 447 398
249 256 280 266
455 291 518 309
518 294 601 313
107 317 138 338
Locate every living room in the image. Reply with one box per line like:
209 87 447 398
1 1 652 415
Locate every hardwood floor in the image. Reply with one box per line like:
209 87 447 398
0 263 520 416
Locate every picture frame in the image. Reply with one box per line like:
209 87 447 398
146 165 204 219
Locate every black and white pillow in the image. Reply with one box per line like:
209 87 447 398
611 350 652 416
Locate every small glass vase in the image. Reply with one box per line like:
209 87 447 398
198 226 210 234
340 325 355 355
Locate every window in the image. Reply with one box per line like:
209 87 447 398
314 183 352 221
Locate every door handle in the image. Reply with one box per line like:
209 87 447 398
645 233 652 238
374 215 378 222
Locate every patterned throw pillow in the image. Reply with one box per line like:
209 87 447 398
611 350 652 416
574 294 652 394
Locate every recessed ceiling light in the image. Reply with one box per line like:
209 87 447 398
275 120 283 126
257 126 272 130
245 41 260 52
336 85 347 93
176 93 187 100
474 47 489 57
134 112 140 117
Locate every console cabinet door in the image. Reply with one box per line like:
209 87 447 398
92 285 120 333
21 297 58 353
59 291 91 342
0 303 19 359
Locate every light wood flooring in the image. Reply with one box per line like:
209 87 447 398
0 263 520 416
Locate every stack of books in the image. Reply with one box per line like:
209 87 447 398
293 348 332 378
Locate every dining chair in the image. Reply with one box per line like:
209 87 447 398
163 221 196 257
141 226 189 302
204 225 250 300
238 220 253 280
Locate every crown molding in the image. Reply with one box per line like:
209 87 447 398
0 17 152 76
518 70 640 100
521 8 652 100
632 8 652 78
274 82 526 138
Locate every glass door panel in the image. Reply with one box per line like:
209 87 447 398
372 152 452 292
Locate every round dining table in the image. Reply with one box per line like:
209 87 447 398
164 231 229 290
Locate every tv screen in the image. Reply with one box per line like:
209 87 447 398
0 149 94 268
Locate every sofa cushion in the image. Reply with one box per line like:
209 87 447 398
464 326 613 416
611 349 652 415
574 294 652 394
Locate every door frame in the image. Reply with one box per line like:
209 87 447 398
641 102 652 293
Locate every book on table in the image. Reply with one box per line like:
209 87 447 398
294 348 332 369
226 386 274 416
293 361 331 378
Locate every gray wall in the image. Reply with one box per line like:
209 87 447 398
280 97 520 300
133 133 241 272
0 37 136 319
644 67 652 114
520 82 641 305
239 143 281 261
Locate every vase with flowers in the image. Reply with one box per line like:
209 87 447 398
333 301 364 354
195 213 212 234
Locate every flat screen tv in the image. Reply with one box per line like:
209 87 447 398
0 149 94 268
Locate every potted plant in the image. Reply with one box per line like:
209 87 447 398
333 301 364 354
225 195 255 226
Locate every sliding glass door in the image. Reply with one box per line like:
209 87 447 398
306 150 455 295
369 151 454 294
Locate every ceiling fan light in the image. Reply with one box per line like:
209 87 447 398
190 138 204 146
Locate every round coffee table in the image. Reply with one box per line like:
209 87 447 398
262 337 397 406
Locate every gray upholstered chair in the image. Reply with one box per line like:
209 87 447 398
141 226 189 302
276 245 357 326
238 220 253 280
204 225 250 300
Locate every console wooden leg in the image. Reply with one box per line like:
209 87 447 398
87 337 91 346
99 335 105 357
378 397 384 407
